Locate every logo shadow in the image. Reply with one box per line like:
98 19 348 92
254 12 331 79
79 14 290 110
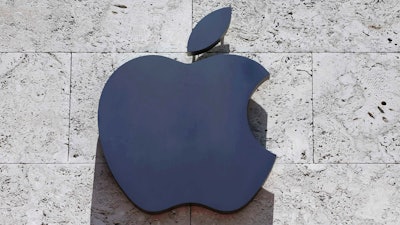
90 99 274 224
195 44 230 62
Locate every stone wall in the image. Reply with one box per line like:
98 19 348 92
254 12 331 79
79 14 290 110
0 0 399 224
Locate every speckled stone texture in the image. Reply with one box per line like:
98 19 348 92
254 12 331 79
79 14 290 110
0 0 191 52
314 53 400 163
0 164 94 224
0 53 70 163
245 53 313 163
1 0 400 224
265 164 400 225
193 0 400 52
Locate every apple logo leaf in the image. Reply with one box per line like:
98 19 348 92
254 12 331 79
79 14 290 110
187 7 232 55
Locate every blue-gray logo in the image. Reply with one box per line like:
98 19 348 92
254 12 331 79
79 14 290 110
98 7 276 213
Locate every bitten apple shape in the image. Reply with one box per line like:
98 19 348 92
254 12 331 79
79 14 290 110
98 7 276 213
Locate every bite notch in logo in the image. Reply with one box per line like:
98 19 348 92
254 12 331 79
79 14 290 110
98 7 276 213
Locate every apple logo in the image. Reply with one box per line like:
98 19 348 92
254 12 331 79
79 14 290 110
98 7 276 213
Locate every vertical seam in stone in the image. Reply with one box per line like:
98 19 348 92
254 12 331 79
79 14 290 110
191 0 193 29
68 52 72 162
311 53 315 164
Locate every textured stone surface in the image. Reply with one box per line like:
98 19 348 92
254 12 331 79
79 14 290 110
0 1 71 52
70 53 191 162
265 164 400 225
246 53 313 163
314 53 400 163
192 164 400 224
0 53 70 163
0 164 94 224
1 1 400 224
193 0 400 52
0 0 191 52
90 163 190 225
